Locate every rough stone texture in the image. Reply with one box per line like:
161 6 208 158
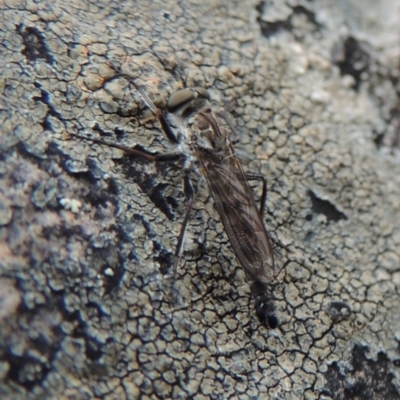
1 0 400 399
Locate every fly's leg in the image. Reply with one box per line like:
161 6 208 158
69 132 192 265
72 85 197 304
70 132 194 301
246 172 293 256
246 175 281 329
171 174 195 281
132 84 201 300
131 84 196 274
245 173 267 216
69 132 187 279
132 82 179 144
69 133 182 163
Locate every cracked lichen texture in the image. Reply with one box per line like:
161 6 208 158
1 0 400 399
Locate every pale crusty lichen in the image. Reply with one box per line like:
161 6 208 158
1 0 400 399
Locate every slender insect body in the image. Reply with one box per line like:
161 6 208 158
72 84 279 328
155 87 278 328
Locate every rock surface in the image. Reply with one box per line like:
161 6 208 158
1 0 400 399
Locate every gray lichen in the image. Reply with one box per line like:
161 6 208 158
1 0 400 399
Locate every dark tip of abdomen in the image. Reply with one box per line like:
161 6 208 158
255 296 279 329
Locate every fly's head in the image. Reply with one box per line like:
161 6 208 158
167 87 224 155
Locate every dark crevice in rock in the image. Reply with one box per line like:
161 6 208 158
332 36 370 91
308 190 347 222
324 344 400 400
17 24 54 64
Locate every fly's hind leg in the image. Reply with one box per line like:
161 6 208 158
246 173 293 255
245 173 267 216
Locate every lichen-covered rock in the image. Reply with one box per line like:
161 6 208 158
1 0 400 399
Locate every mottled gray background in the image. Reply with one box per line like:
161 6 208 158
1 0 400 399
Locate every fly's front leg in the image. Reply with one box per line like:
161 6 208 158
132 82 179 144
69 133 182 163
245 173 267 217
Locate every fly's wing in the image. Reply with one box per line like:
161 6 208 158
198 146 274 289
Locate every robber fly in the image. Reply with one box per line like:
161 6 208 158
71 83 278 328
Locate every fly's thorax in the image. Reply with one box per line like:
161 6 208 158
190 112 216 151
190 112 231 159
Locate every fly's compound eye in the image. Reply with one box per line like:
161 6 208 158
167 87 211 112
193 87 211 100
167 89 195 112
